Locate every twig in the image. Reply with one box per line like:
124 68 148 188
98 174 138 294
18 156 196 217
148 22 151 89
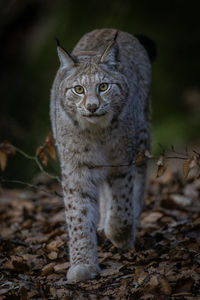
158 143 166 155
0 178 62 198
12 145 61 183
0 237 29 247
165 156 188 160
169 145 188 157
193 150 200 157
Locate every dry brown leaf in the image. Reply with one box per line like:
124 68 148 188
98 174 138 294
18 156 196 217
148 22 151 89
100 261 123 277
0 141 16 155
183 155 197 179
156 155 167 177
22 219 32 229
41 262 56 276
56 289 66 298
144 149 153 158
148 274 159 289
47 251 58 260
170 194 192 207
46 239 64 252
183 157 193 179
54 262 70 272
10 255 29 272
36 146 48 166
136 152 145 165
173 276 194 293
142 211 163 224
21 254 38 268
3 259 14 270
134 268 148 284
27 291 39 298
36 145 44 156
115 279 128 298
0 150 7 171
0 289 11 296
45 132 57 161
49 287 57 298
159 276 172 295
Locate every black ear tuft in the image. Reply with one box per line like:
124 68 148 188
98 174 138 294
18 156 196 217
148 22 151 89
55 37 61 47
135 34 157 63
55 37 77 64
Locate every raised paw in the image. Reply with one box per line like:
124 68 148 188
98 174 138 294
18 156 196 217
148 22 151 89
67 263 100 282
105 221 135 250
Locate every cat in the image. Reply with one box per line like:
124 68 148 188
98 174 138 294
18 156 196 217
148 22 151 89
50 28 156 282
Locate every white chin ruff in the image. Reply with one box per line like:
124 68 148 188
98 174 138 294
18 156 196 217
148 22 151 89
78 113 113 130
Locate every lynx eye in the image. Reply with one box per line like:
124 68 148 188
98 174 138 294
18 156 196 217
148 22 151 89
73 85 84 94
99 82 109 92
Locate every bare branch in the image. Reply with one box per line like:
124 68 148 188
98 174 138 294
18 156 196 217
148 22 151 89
0 178 62 198
10 144 61 183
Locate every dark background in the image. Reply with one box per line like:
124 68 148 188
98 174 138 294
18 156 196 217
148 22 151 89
1 0 200 181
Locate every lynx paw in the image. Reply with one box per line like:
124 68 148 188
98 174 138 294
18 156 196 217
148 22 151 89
67 263 100 282
105 221 135 250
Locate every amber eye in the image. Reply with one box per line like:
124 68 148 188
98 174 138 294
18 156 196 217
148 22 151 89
73 85 84 94
99 82 109 92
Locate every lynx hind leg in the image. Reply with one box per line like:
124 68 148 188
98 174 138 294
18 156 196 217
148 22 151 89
133 161 148 228
98 182 111 232
133 125 150 228
104 169 136 250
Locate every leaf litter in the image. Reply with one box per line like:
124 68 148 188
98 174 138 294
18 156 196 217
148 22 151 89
0 171 200 299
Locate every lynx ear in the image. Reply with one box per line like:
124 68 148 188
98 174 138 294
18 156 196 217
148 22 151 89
99 31 119 66
56 38 75 69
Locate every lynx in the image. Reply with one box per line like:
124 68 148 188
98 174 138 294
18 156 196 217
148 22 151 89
50 28 155 282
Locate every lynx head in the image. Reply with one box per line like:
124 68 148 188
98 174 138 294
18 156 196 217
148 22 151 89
56 34 128 130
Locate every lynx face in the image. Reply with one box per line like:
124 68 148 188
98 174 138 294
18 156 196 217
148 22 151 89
58 50 128 129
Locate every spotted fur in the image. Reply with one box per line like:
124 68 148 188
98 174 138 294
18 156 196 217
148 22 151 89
50 28 153 282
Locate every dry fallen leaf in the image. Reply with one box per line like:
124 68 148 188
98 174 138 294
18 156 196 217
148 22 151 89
47 239 64 252
0 150 7 171
54 262 70 272
145 149 153 158
136 152 145 165
170 194 192 207
45 132 57 161
41 262 56 276
47 251 58 260
0 140 15 171
134 268 148 285
156 155 167 177
142 211 163 224
183 155 198 179
36 146 48 166
0 140 16 155
159 276 172 295
100 261 124 277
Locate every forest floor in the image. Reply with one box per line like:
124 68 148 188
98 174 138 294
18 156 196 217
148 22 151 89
0 171 200 299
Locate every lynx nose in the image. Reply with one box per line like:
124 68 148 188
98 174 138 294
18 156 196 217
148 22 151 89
86 103 98 113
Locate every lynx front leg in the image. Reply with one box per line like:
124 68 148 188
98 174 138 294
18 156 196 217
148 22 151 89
62 169 100 282
104 168 136 250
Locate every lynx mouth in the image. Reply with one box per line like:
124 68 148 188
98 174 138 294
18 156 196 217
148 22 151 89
83 112 106 118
